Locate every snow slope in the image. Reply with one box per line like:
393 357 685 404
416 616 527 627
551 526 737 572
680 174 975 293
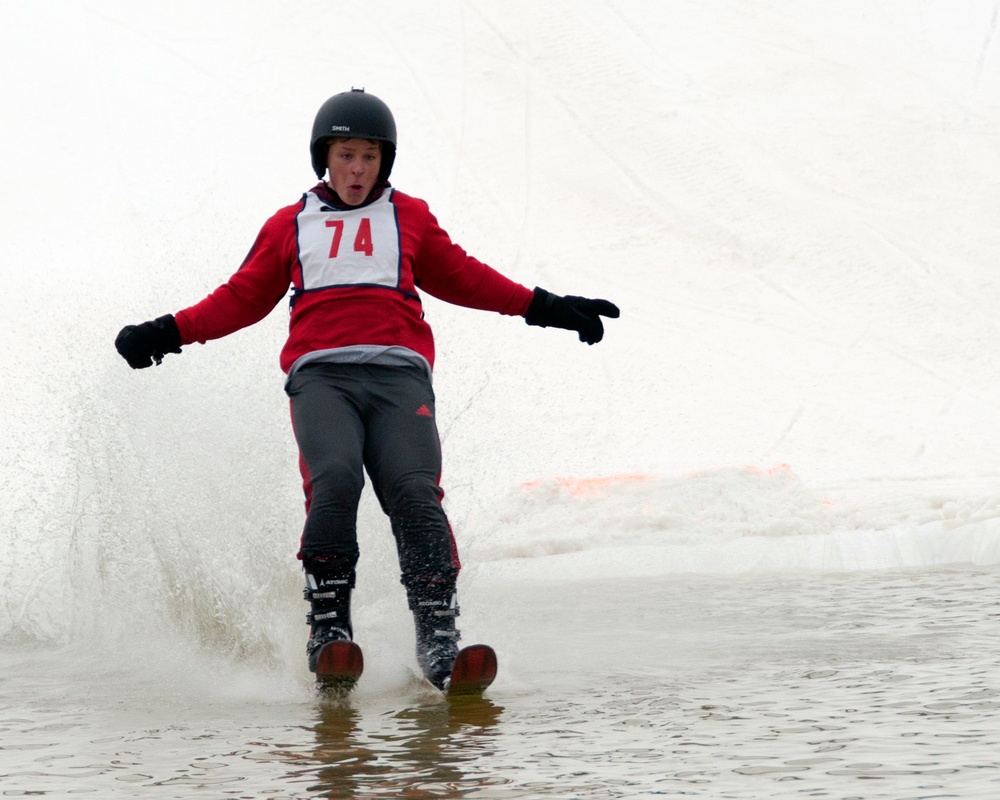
1 1 999 645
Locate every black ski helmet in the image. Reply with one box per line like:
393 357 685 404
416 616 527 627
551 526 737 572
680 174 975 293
310 88 397 182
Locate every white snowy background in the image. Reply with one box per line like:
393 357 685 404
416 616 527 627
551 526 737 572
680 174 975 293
1 0 999 652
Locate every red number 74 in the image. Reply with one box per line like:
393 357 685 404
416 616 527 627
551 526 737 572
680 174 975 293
326 218 374 258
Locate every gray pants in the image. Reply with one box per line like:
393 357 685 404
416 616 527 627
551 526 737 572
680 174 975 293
286 362 460 583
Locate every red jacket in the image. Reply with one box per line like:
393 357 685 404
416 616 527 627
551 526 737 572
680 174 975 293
174 183 534 373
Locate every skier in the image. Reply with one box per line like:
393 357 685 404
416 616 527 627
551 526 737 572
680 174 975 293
115 88 619 690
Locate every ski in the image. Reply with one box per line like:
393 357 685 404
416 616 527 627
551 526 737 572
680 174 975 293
313 640 364 694
311 641 496 697
445 644 498 697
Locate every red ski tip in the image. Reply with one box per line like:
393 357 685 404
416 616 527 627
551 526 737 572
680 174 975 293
314 641 363 691
447 644 498 696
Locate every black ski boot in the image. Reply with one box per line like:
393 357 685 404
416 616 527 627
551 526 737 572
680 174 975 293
406 577 461 690
304 563 362 687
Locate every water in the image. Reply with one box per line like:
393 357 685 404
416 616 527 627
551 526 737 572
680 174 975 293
3 566 998 798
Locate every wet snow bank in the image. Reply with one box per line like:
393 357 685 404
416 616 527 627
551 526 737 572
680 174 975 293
463 467 1000 579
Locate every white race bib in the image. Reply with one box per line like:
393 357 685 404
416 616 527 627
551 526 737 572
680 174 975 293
296 190 401 290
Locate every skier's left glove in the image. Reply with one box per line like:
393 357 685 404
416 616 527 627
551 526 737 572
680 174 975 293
524 287 620 345
115 314 182 369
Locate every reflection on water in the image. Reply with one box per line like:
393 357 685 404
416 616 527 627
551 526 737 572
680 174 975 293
274 695 505 799
1 566 999 798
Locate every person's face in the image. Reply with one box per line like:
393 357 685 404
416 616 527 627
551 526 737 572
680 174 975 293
326 138 382 205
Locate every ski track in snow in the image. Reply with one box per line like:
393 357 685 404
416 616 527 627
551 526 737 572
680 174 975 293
976 0 1000 86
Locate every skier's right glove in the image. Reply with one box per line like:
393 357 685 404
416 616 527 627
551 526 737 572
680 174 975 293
524 287 620 345
114 314 182 369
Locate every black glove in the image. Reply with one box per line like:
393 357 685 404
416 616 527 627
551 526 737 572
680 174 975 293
524 287 620 345
115 314 182 369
